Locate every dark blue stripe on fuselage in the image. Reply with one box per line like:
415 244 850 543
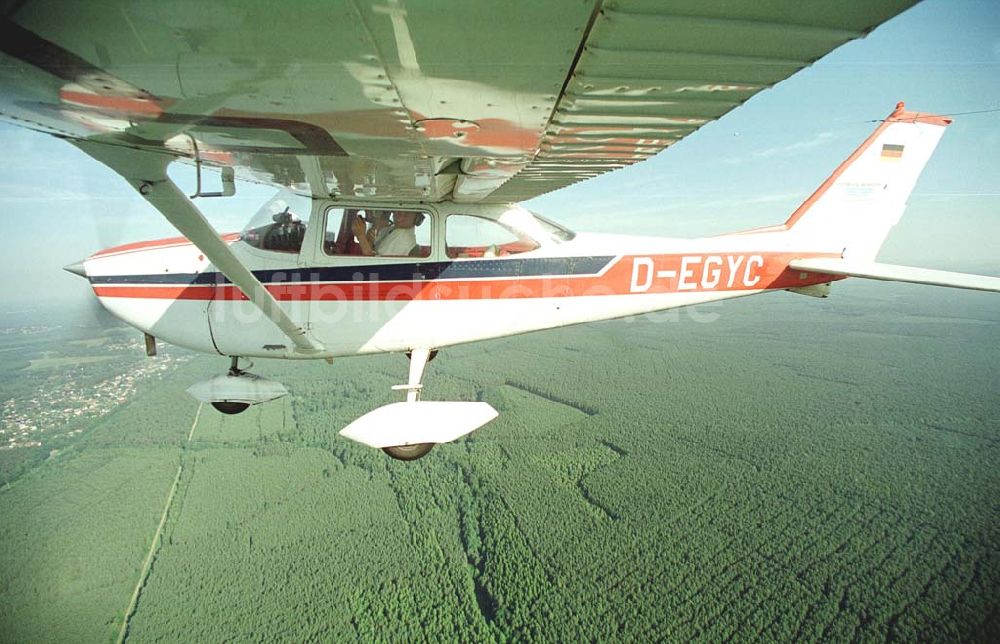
88 256 615 285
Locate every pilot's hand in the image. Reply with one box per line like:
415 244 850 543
351 215 366 240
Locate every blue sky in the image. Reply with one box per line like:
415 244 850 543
0 0 998 306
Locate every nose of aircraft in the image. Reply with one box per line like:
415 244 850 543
63 260 87 278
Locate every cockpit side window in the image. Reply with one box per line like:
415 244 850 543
324 208 431 258
445 214 540 259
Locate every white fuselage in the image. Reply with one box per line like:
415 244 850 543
79 201 839 359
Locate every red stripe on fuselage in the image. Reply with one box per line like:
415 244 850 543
92 252 842 301
93 285 216 300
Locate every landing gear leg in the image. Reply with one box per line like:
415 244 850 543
401 347 429 403
382 348 434 461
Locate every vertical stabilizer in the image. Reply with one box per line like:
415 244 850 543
785 103 951 260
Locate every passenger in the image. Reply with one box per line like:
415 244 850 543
352 211 424 257
377 211 423 256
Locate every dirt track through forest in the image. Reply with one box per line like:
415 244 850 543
116 403 202 644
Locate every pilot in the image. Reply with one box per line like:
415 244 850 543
263 207 306 252
352 210 424 256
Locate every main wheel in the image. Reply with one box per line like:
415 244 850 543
382 443 434 461
212 401 250 415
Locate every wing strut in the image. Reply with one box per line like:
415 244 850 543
72 140 323 355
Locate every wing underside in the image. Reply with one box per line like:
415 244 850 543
0 0 918 203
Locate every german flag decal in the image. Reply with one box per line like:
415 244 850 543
881 143 904 161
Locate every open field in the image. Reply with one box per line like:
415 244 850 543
0 282 997 641
27 354 120 371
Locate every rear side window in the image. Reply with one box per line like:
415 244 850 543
445 214 539 259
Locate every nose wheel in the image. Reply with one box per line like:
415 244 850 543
212 401 250 415
207 356 253 414
196 357 286 416
382 443 434 461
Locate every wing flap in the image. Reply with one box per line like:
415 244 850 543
789 258 1000 293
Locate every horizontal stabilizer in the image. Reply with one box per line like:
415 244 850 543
340 401 499 449
789 258 1000 293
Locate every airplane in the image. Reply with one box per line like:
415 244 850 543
1 2 997 460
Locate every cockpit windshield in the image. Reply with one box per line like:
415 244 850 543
240 189 312 254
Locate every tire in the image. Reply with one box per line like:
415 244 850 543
382 443 434 461
212 401 250 415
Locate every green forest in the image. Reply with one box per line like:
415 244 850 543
1 283 997 641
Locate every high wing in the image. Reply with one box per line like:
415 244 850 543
0 0 918 203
